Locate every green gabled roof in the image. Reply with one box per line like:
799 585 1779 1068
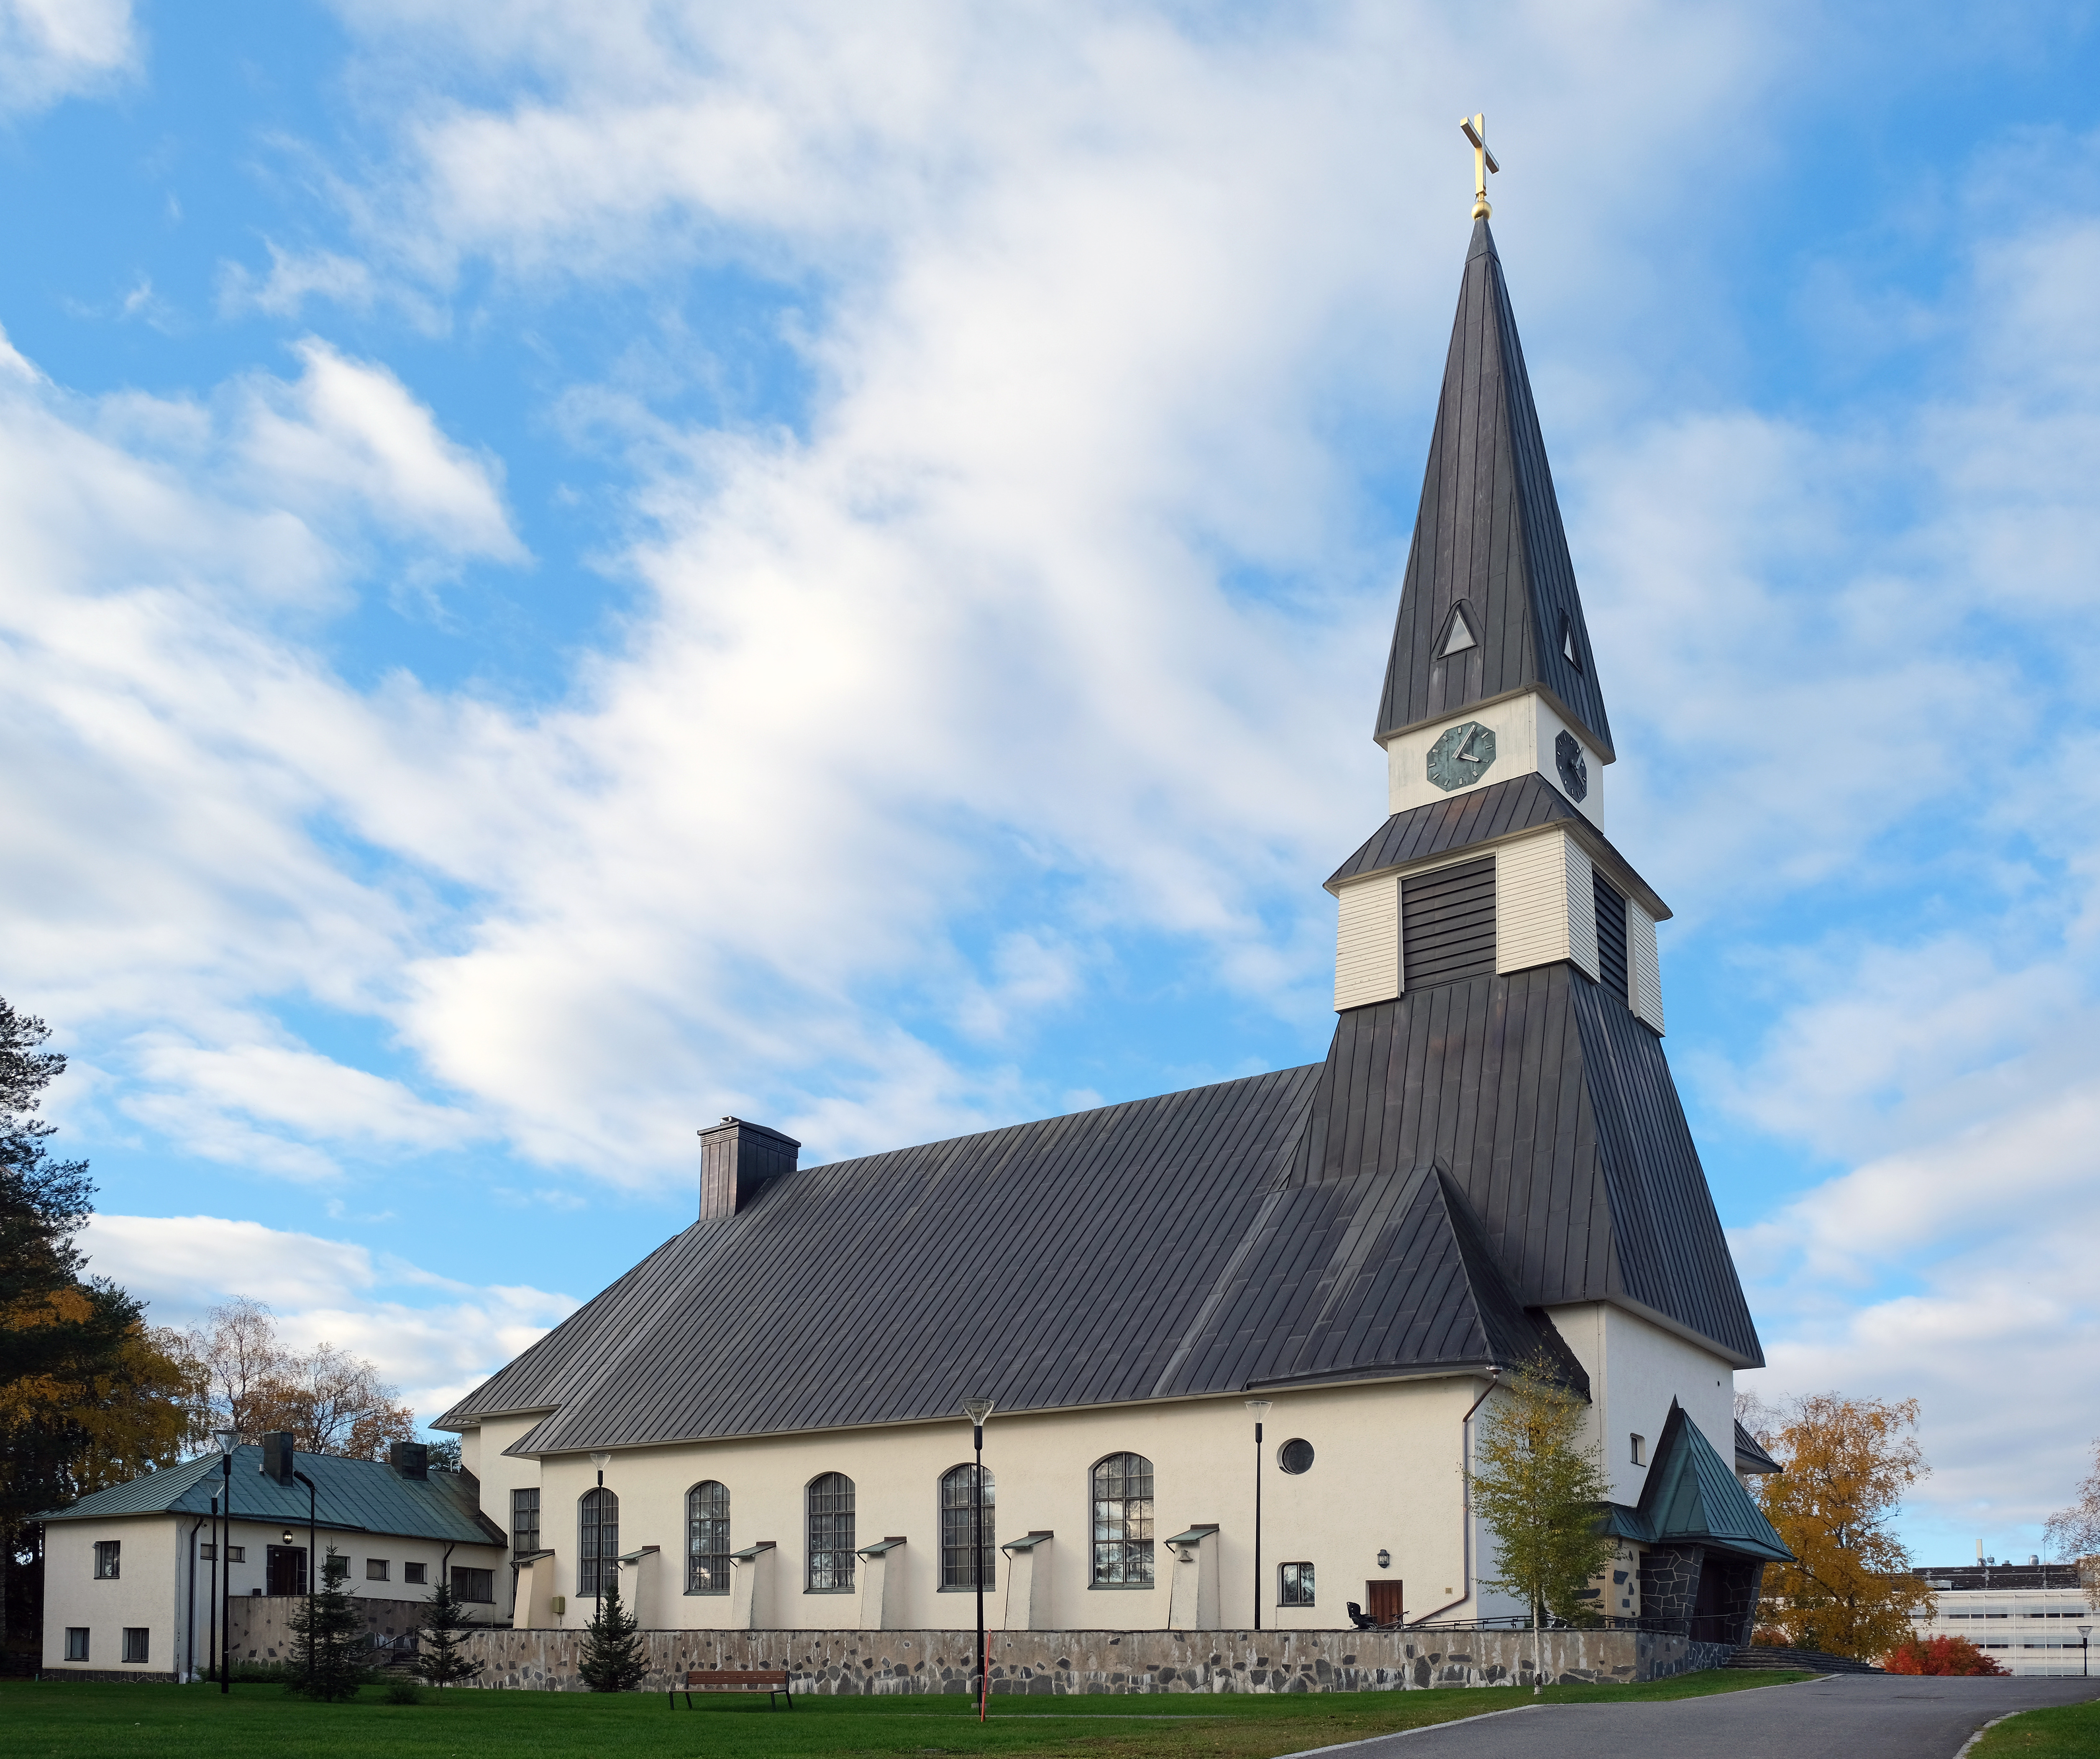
36 1445 504 1548
1606 1402 1791 1563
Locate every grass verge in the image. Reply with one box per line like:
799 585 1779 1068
0 1669 1813 1759
1969 1700 2100 1758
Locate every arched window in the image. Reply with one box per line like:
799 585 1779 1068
686 1480 730 1595
939 1464 995 1590
806 1472 855 1592
578 1487 618 1599
1090 1452 1154 1586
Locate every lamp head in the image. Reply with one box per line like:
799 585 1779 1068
1377 1549 1391 1570
213 1427 241 1457
589 1452 612 1468
2082 1624 2093 1637
282 1529 295 1547
962 1397 995 1425
1244 1398 1273 1418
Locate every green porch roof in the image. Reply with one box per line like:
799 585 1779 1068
1601 1402 1792 1564
36 1445 504 1547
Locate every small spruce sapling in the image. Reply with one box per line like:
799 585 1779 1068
412 1572 486 1693
287 1546 366 1701
576 1570 647 1692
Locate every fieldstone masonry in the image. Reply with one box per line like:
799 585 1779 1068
459 1626 1729 1693
227 1594 427 1665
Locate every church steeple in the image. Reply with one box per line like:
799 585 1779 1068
1377 219 1612 761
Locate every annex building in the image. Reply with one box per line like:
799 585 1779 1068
438 214 1789 1649
1908 1563 2097 1677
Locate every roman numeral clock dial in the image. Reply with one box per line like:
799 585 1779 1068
1426 719 1496 792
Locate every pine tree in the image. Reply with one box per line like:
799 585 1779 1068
576 1570 647 1692
1469 1354 1618 1693
287 1546 365 1701
412 1573 485 1693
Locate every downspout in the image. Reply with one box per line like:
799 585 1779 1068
185 1514 206 1682
442 1540 456 1602
1410 1366 1502 1627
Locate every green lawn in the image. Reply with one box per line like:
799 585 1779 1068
1970 1700 2100 1759
2 1669 1812 1759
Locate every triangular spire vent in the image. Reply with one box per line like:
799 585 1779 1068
1560 613 1581 672
1439 603 1478 659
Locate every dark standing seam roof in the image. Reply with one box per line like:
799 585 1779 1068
1287 968 1762 1367
1733 1420 1782 1476
1323 773 1670 921
1378 220 1611 756
36 1444 505 1546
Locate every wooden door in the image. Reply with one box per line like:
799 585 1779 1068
1365 1579 1403 1625
266 1544 307 1596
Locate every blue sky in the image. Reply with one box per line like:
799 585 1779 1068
3 0 2098 1564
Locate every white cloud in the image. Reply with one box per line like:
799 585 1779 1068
81 1213 577 1420
0 0 134 118
238 340 525 561
218 243 379 320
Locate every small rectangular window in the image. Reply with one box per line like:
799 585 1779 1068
198 1542 215 1560
404 1562 427 1585
1278 1562 1315 1607
512 1487 541 1556
366 1558 389 1581
322 1554 348 1586
1630 1434 1647 1466
122 1628 149 1664
226 1545 245 1562
65 1628 89 1662
93 1540 121 1580
452 1567 494 1603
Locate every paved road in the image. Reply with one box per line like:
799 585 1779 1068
1291 1675 2099 1759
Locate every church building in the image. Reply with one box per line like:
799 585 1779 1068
440 210 1788 1649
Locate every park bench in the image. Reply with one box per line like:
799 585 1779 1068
668 1667 795 1710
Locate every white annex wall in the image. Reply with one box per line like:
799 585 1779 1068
1545 1304 1737 1508
41 1508 505 1677
479 1377 1490 1634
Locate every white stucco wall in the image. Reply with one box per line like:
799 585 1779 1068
41 1515 185 1675
41 1505 505 1677
1545 1304 1736 1507
465 1376 1504 1634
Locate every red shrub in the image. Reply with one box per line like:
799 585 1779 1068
1883 1635 2008 1676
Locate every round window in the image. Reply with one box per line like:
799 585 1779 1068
1277 1438 1314 1475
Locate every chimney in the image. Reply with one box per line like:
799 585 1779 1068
389 1442 429 1480
261 1431 296 1486
699 1117 800 1220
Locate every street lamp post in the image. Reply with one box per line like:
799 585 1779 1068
2079 1624 2091 1678
1245 1400 1272 1631
213 1428 239 1693
962 1398 995 1721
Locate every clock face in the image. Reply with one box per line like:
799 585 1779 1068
1426 720 1497 792
1555 730 1588 801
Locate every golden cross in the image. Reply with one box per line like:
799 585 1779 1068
1460 114 1499 220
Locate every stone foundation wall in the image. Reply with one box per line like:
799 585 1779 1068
461 1626 1722 1693
225 1595 429 1666
38 1667 179 1683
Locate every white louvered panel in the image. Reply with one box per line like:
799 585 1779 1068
1627 900 1665 1033
1334 873 1402 1011
1565 838 1600 981
1493 831 1572 973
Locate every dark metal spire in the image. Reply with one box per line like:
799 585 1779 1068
1376 220 1612 757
